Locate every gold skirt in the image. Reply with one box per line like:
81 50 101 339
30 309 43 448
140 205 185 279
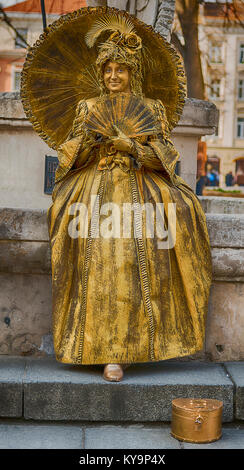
47 154 212 365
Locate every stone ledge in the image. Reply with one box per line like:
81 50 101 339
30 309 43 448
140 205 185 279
0 209 243 280
0 208 48 241
212 248 244 281
206 214 244 248
0 241 51 274
199 196 244 215
0 93 218 132
1 208 243 246
0 356 234 422
177 98 218 129
1 242 243 280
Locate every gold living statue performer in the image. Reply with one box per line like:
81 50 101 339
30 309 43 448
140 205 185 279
21 7 212 382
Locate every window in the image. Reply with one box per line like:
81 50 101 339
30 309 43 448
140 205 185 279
13 71 21 91
235 158 244 185
238 79 244 100
237 118 244 138
239 44 244 64
175 161 180 176
209 42 222 63
15 28 27 48
209 79 221 99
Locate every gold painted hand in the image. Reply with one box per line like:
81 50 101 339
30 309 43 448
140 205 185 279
107 125 136 155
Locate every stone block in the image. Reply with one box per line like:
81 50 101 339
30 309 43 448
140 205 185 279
206 282 244 361
183 426 244 449
0 273 52 355
177 98 219 130
206 214 244 248
0 357 25 417
0 241 51 274
0 208 49 241
84 424 180 449
23 358 233 422
211 248 244 281
224 362 244 420
0 93 26 121
0 422 83 449
199 196 244 215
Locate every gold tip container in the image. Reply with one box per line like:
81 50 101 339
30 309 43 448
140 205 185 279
171 398 223 443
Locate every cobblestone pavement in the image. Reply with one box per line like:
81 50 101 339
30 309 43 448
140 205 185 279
0 421 243 449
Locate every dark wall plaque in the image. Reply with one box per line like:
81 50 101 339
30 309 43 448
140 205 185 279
44 155 59 195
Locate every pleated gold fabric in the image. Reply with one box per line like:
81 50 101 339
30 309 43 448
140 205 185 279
47 98 212 365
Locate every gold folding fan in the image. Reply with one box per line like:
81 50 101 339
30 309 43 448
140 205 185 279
85 94 159 138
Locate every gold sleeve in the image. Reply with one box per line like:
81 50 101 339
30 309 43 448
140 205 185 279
132 99 180 183
55 100 96 183
67 100 88 139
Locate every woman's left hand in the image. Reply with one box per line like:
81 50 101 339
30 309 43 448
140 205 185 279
107 125 136 154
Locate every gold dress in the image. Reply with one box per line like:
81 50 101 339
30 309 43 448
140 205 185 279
47 96 212 365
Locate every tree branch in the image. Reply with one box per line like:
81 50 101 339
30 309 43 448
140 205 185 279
0 6 30 48
171 31 185 59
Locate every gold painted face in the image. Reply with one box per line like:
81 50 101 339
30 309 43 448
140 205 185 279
103 61 131 94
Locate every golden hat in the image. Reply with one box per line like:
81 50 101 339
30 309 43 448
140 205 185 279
21 6 186 150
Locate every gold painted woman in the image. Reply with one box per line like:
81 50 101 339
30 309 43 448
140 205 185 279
21 7 212 382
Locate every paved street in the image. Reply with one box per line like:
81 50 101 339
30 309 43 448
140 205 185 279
0 421 243 449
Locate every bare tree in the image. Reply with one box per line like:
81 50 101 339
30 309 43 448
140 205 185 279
0 5 30 48
155 0 176 39
172 0 204 99
172 0 244 99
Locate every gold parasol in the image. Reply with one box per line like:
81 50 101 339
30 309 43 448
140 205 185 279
21 6 187 150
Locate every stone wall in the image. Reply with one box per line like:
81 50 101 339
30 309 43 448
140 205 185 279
0 199 243 361
2 93 236 362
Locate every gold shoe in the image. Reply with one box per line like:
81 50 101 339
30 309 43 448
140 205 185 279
103 364 124 382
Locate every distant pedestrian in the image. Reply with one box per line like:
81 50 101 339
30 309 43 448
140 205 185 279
225 171 234 187
196 175 207 195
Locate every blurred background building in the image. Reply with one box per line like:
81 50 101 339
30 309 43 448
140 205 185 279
199 1 244 190
0 0 86 92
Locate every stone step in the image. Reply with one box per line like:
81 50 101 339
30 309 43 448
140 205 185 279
1 356 243 422
0 420 244 449
199 196 244 214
